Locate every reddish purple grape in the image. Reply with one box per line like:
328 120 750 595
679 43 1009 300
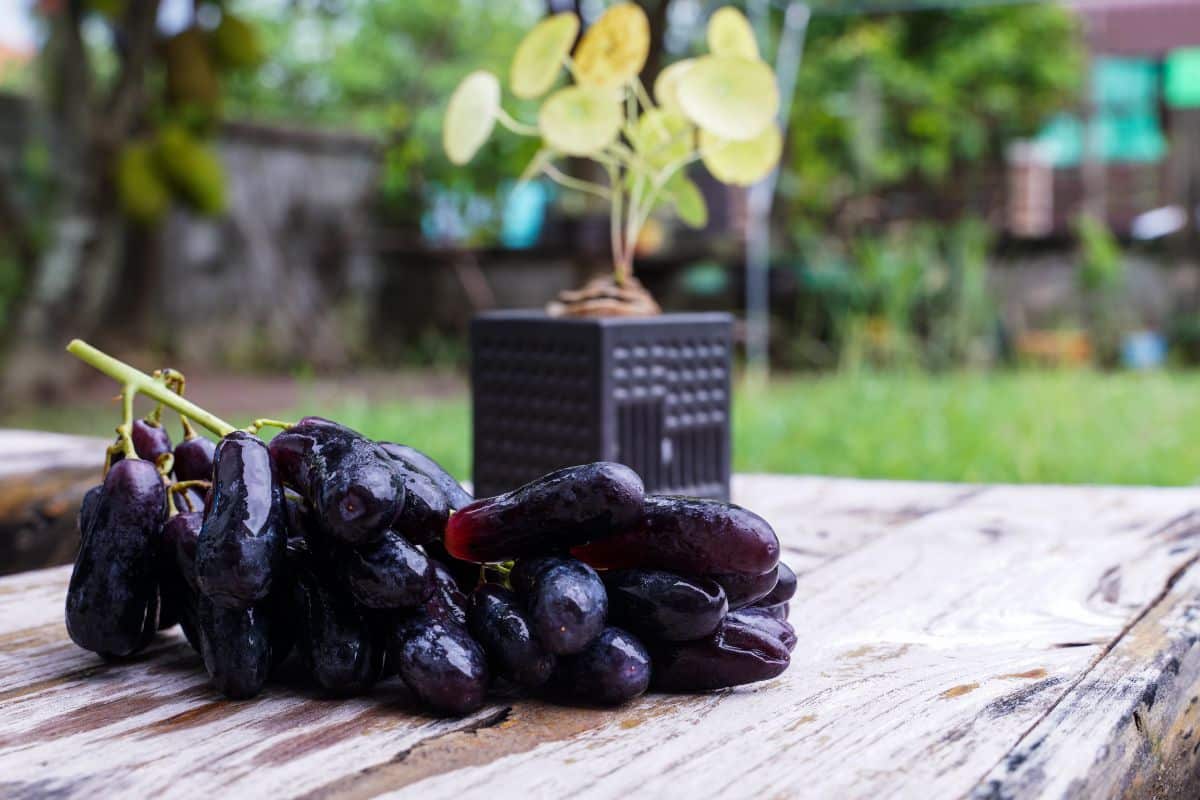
727 606 796 652
445 462 644 563
424 559 469 626
196 431 285 608
518 557 608 656
468 583 556 688
712 566 778 610
388 614 489 716
760 562 796 607
380 442 473 511
269 418 404 546
173 434 216 482
336 530 434 610
651 615 791 691
131 418 173 463
573 496 779 578
560 627 651 705
605 569 727 642
65 459 165 658
390 464 450 546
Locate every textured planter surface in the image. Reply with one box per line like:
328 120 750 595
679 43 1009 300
471 310 732 499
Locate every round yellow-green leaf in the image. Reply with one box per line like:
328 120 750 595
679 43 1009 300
629 109 693 170
669 175 708 228
538 85 622 156
573 2 650 88
116 142 170 223
700 124 783 186
653 59 695 114
510 13 579 99
676 55 779 141
443 70 501 165
707 7 759 60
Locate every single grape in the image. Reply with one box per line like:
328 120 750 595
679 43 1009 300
468 583 556 688
521 558 607 656
507 555 558 596
727 606 797 652
388 614 489 716
196 431 285 608
425 559 469 626
196 594 274 699
444 462 644 562
269 418 405 545
337 530 435 610
605 569 728 642
65 459 165 658
131 418 173 463
756 602 789 621
712 566 778 610
760 562 796 607
650 615 791 691
423 541 481 598
390 463 450 546
380 442 473 511
173 434 217 482
560 627 651 705
573 496 779 578
292 551 384 693
162 511 204 652
77 485 102 542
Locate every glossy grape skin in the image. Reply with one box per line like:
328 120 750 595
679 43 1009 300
337 530 434 610
66 459 165 658
444 462 644 563
173 435 217 482
560 627 651 705
760 562 796 607
728 606 796 652
423 541 481 599
756 602 789 621
425 560 469 626
292 555 384 693
131 419 173 463
269 418 405 546
650 615 791 691
468 584 555 688
197 595 274 699
78 485 102 541
573 496 779 578
712 566 778 610
605 569 728 642
379 442 473 510
162 512 203 651
522 558 608 656
388 615 489 716
196 431 285 608
389 464 450 546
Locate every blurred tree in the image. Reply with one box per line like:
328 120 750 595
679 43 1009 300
780 5 1083 234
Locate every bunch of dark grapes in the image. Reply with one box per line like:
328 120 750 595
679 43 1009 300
66 416 795 714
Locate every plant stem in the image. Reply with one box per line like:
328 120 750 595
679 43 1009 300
607 163 624 283
542 163 612 200
67 340 236 437
495 108 539 137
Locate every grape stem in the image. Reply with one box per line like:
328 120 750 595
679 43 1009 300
67 340 237 438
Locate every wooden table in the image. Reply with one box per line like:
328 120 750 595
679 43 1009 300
3 471 1200 798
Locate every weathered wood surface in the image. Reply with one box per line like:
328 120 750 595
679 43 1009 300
0 431 106 576
2 474 1200 799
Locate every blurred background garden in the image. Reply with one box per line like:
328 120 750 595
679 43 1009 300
2 0 1200 485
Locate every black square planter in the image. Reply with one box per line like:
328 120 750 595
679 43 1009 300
470 310 733 500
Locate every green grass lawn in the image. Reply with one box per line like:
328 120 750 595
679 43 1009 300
9 370 1200 486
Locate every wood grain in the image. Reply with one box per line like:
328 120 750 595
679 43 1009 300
1 475 1199 799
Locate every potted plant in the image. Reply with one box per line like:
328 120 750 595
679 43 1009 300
444 3 782 499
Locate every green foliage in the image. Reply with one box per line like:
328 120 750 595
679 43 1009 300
1075 214 1129 365
116 142 171 223
155 124 227 215
782 5 1083 224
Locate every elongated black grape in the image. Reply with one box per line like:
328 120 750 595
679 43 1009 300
445 462 644 562
269 417 405 546
712 566 778 610
173 434 216 482
756 602 789 621
389 464 449 546
605 569 727 642
388 614 488 715
422 541 481 596
560 627 651 705
66 459 164 658
292 553 383 693
337 530 434 609
379 442 473 510
197 595 273 699
131 418 173 463
651 616 791 691
760 562 796 607
468 584 555 688
425 559 469 626
196 431 285 608
728 606 797 652
519 557 607 655
573 495 779 577
162 511 203 651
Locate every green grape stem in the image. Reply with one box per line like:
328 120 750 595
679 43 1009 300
67 340 237 438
